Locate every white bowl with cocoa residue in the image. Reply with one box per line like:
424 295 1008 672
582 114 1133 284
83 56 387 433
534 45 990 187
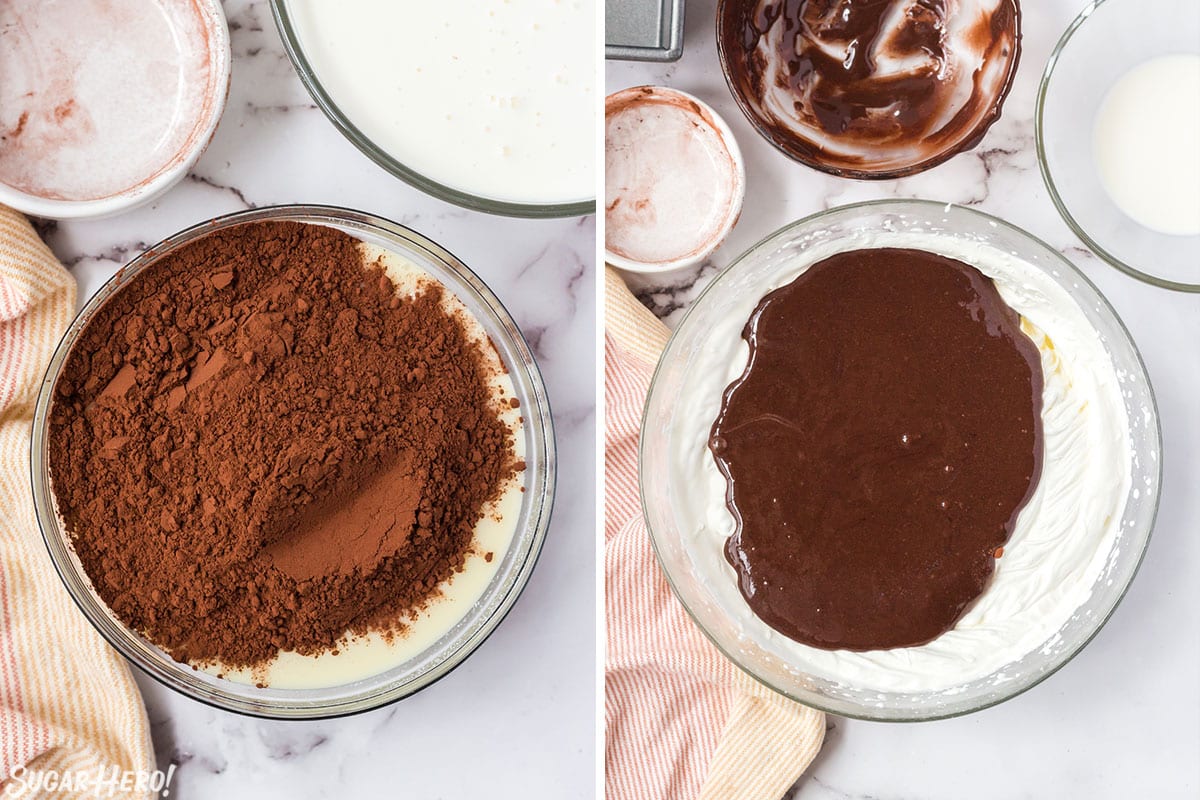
0 0 231 219
605 86 745 273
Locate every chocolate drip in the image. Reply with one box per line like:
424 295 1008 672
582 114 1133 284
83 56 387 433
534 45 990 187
709 248 1043 651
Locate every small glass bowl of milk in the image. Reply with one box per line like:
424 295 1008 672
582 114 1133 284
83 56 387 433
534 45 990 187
270 0 596 218
1037 0 1200 291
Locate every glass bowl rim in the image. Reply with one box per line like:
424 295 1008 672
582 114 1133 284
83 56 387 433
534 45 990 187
267 0 595 220
31 203 557 720
1034 0 1200 293
638 198 1162 722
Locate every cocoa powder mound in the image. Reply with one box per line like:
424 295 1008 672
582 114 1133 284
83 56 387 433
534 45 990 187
47 220 520 669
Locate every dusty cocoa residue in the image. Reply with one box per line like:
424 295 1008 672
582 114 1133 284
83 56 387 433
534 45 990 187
48 221 520 668
53 100 75 123
5 111 30 141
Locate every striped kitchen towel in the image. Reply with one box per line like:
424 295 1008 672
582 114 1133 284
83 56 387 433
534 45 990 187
604 266 825 800
0 206 155 797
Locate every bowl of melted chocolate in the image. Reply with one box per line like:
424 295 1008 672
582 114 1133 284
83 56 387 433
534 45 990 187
641 201 1159 720
716 0 1021 178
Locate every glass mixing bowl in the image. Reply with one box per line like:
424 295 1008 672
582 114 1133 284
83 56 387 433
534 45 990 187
31 205 555 719
640 200 1160 721
1036 0 1200 291
268 1 594 219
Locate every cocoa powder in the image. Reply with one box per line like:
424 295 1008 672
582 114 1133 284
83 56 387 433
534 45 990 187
47 220 520 669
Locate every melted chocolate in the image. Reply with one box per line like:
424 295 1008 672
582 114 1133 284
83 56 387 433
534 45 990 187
709 248 1043 651
717 0 1021 178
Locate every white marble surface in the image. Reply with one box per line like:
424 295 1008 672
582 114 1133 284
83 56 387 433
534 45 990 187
37 2 596 797
608 1 1199 797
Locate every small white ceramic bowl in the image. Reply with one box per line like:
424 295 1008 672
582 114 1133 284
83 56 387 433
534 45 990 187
0 0 230 220
605 86 745 273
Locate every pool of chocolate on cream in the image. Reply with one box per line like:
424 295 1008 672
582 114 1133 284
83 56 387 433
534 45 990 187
670 231 1131 693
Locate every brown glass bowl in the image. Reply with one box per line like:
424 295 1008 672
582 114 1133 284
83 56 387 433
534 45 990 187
715 0 1022 179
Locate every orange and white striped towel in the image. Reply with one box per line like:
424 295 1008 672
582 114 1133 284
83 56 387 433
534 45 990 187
0 206 154 797
604 267 825 800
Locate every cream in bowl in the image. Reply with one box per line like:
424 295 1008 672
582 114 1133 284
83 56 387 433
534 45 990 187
275 0 596 216
1037 0 1200 290
1092 54 1200 237
0 0 230 219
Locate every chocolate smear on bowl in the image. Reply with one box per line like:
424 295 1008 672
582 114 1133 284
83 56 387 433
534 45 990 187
709 248 1043 650
48 221 521 669
717 0 1021 178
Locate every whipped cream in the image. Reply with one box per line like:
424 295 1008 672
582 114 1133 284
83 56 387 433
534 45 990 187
671 231 1132 693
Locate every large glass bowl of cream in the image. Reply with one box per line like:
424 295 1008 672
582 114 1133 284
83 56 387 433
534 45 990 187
269 0 595 218
640 200 1160 721
32 206 555 719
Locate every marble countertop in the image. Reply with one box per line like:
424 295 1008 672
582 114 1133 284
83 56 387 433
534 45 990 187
38 1 595 797
608 1 1199 797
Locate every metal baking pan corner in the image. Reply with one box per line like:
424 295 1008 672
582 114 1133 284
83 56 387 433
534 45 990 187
605 0 685 62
